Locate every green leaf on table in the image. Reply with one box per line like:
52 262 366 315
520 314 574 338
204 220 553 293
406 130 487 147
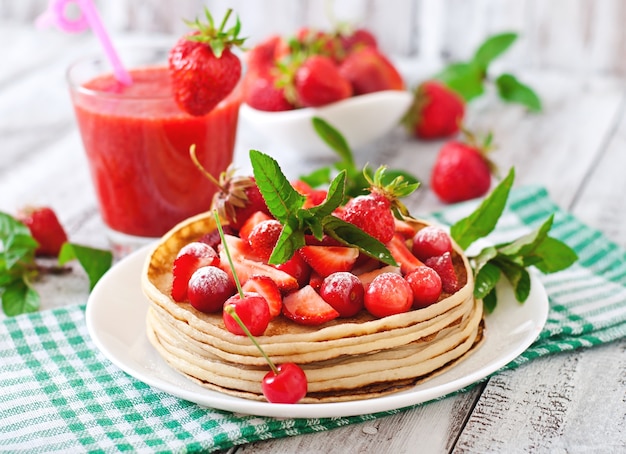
450 167 515 250
496 73 542 112
473 32 518 68
436 61 485 101
1 278 39 316
58 243 113 291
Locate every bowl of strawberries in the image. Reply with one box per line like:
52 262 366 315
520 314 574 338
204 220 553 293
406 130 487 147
240 27 412 155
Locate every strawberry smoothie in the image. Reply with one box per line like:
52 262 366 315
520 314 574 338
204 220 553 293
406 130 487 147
68 56 240 243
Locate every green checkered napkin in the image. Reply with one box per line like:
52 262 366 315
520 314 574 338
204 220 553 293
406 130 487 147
2 186 625 453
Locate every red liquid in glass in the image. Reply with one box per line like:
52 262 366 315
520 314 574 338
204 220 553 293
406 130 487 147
72 66 240 237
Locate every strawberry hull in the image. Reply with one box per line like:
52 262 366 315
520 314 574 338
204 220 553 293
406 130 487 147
69 62 240 238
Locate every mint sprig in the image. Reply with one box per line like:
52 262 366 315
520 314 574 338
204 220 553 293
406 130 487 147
249 149 397 266
450 168 577 312
436 32 542 112
0 211 113 316
300 117 420 197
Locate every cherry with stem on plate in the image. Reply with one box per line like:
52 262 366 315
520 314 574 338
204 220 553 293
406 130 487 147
214 211 308 403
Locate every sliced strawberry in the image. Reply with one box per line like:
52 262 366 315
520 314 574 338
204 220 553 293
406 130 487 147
171 242 219 302
386 233 424 275
356 265 401 291
394 218 417 239
308 270 324 291
298 245 359 278
238 211 273 242
424 252 459 294
282 285 340 326
219 235 298 292
272 252 311 288
241 275 283 318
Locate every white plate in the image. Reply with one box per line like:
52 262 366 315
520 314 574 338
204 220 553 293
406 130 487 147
86 245 549 419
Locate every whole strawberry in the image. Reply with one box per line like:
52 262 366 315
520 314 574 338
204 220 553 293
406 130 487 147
169 8 245 116
16 206 68 257
293 55 352 107
403 80 465 140
212 171 271 231
340 166 419 244
338 46 405 95
430 132 496 203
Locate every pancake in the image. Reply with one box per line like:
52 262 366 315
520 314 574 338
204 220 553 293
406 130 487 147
141 211 484 403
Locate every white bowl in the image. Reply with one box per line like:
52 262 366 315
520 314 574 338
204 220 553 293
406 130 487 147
239 90 413 156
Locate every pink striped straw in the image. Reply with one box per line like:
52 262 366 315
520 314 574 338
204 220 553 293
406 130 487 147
36 0 132 86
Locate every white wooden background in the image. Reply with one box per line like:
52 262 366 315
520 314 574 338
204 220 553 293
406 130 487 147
2 0 626 78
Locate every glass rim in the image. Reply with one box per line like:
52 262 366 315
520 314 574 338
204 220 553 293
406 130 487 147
66 46 172 100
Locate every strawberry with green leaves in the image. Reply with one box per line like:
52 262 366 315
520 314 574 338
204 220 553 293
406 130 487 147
430 131 496 204
169 8 245 116
403 80 465 140
340 166 419 244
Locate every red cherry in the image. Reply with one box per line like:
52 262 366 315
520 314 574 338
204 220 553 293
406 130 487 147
319 272 364 317
223 292 271 336
411 226 452 261
187 266 235 312
262 362 308 404
364 272 413 318
405 266 442 308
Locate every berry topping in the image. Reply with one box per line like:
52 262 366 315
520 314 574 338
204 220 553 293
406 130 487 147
298 245 359 278
424 252 459 294
241 275 282 319
171 241 219 302
223 292 270 336
282 285 340 326
319 272 365 317
411 226 453 261
261 362 308 404
405 266 443 308
247 219 283 261
364 272 413 318
386 233 424 275
187 265 235 313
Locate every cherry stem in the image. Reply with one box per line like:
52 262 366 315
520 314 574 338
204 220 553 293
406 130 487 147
190 145 222 189
212 210 245 299
223 305 279 375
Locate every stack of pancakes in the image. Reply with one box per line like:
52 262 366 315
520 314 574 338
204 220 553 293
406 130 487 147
141 212 484 403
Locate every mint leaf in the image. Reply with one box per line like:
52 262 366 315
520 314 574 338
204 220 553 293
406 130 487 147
436 61 485 101
450 167 515 250
496 257 531 302
58 243 113 291
483 288 497 313
307 170 347 219
473 32 518 68
496 73 542 112
1 279 39 316
299 166 331 188
269 223 306 265
312 116 354 167
322 216 396 266
250 149 306 222
530 236 578 273
497 214 553 258
474 261 501 300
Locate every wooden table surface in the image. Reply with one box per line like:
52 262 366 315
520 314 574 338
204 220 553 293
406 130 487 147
1 25 625 453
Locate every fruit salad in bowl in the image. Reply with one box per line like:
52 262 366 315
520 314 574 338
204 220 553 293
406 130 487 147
240 27 412 155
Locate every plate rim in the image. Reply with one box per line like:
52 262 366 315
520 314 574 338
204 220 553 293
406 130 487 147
86 245 549 419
